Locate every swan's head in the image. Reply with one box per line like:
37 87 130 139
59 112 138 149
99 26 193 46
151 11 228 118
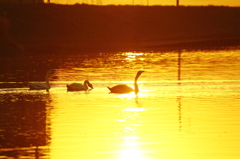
48 69 54 75
88 83 94 89
85 80 94 89
135 70 144 82
137 70 144 76
46 70 54 78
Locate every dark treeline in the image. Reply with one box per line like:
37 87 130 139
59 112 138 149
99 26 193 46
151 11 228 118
1 4 240 55
0 15 23 57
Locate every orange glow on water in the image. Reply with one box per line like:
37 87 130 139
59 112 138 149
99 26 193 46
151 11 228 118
124 52 145 61
1 49 240 159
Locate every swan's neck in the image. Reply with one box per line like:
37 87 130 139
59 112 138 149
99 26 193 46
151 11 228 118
134 71 144 94
134 82 139 94
134 75 140 94
84 80 89 89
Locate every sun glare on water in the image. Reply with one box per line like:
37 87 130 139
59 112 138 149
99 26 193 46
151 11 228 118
124 52 145 61
119 108 146 159
120 146 144 159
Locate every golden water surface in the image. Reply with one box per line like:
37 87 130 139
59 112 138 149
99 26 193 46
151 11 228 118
0 49 240 159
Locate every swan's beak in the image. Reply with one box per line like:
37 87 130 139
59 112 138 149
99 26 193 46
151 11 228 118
89 84 94 89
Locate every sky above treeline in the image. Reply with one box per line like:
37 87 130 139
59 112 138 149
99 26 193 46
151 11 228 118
46 0 240 6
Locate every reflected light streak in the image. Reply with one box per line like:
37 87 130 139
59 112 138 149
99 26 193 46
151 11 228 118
118 93 136 98
124 52 144 61
119 103 146 159
124 52 144 56
120 147 143 159
120 127 144 159
123 108 145 112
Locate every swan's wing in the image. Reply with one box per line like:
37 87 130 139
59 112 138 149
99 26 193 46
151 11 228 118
29 82 48 90
67 83 85 91
108 84 133 93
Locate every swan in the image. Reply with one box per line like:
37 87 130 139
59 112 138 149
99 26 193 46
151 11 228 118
29 69 53 92
67 80 93 91
107 70 144 94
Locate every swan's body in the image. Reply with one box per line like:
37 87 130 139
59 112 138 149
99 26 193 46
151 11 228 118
29 69 53 92
67 80 93 91
108 71 144 94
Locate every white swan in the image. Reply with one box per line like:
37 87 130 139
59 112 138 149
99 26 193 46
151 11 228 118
107 71 144 94
67 80 93 91
29 69 53 92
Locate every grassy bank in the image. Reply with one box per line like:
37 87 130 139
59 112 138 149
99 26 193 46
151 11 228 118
1 4 240 54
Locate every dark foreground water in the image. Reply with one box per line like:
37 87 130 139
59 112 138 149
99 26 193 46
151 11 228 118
1 48 240 159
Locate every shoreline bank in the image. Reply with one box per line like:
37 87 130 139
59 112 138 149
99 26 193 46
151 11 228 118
1 4 240 54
